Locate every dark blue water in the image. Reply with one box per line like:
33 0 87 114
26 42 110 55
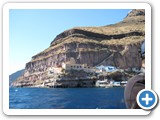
9 87 126 109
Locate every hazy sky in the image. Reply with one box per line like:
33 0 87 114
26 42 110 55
9 9 131 74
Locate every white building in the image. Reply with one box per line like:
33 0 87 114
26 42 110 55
96 65 117 73
62 57 94 72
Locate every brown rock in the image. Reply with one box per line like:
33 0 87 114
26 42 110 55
12 9 145 87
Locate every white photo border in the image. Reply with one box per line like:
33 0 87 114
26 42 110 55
3 3 151 115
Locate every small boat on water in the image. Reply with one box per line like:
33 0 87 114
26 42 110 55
95 79 109 88
120 81 127 87
113 82 121 87
96 79 127 88
112 81 127 87
105 84 113 88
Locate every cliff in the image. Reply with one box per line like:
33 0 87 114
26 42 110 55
12 9 145 87
9 69 24 86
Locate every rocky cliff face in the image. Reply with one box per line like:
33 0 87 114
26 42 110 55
12 9 145 87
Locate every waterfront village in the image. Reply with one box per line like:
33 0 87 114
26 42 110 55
34 57 145 88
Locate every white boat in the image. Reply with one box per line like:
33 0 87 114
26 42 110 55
113 82 121 87
105 84 113 88
96 79 108 88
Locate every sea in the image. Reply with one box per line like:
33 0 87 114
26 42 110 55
9 87 126 109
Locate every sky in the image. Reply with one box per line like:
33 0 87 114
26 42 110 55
9 9 131 74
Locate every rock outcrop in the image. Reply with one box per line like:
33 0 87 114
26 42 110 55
12 9 145 87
